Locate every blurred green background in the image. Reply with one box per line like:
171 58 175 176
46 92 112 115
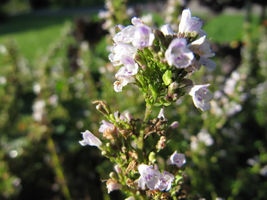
0 0 266 199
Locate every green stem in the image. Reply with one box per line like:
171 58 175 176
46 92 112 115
47 134 72 200
144 104 152 122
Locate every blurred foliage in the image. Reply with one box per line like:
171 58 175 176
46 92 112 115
0 0 266 199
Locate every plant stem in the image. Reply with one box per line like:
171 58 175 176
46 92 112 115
144 103 152 122
47 134 72 200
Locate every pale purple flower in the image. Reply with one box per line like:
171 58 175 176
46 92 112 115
137 164 161 190
189 36 215 58
113 25 136 44
189 84 213 111
131 17 154 48
112 17 154 49
168 151 186 167
79 130 102 148
137 164 175 191
170 121 179 129
108 43 137 67
156 171 174 191
99 120 115 133
106 179 121 193
160 24 176 36
189 36 216 70
178 9 203 34
165 38 194 68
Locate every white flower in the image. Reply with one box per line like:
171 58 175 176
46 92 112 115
168 151 186 167
79 130 102 148
106 179 121 193
160 24 176 36
165 38 194 68
178 9 203 34
33 83 41 94
32 100 45 122
197 129 214 146
0 76 7 85
189 84 213 111
189 36 216 70
113 25 136 44
157 108 165 119
113 66 136 92
190 36 214 58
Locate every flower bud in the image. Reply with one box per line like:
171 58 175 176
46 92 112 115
156 136 166 150
93 100 111 115
170 121 179 129
149 152 156 163
114 164 122 174
109 172 117 179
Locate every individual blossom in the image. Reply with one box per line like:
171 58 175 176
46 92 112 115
178 8 203 35
167 151 186 167
131 17 155 48
157 108 165 119
165 38 194 68
156 171 175 191
160 24 176 36
189 84 213 111
137 164 161 190
113 66 136 92
109 43 137 67
106 179 122 193
189 35 216 70
99 120 117 141
137 164 175 191
32 99 45 122
79 130 102 148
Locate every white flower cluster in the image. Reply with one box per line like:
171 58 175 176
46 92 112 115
109 9 215 111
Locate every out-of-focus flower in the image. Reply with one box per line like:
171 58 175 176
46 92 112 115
33 83 41 94
178 9 203 34
125 197 135 200
79 130 102 148
106 179 121 193
48 94 58 106
32 99 45 122
0 76 6 85
167 151 186 167
165 38 194 68
170 121 179 129
189 84 212 111
197 129 214 146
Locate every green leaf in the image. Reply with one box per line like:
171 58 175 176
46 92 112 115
162 70 172 86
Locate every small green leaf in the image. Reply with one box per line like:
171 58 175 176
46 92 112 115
163 70 172 86
149 84 157 101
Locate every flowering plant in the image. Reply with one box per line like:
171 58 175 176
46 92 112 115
80 9 215 199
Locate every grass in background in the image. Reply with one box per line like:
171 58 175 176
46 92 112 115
0 13 260 63
0 15 73 60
